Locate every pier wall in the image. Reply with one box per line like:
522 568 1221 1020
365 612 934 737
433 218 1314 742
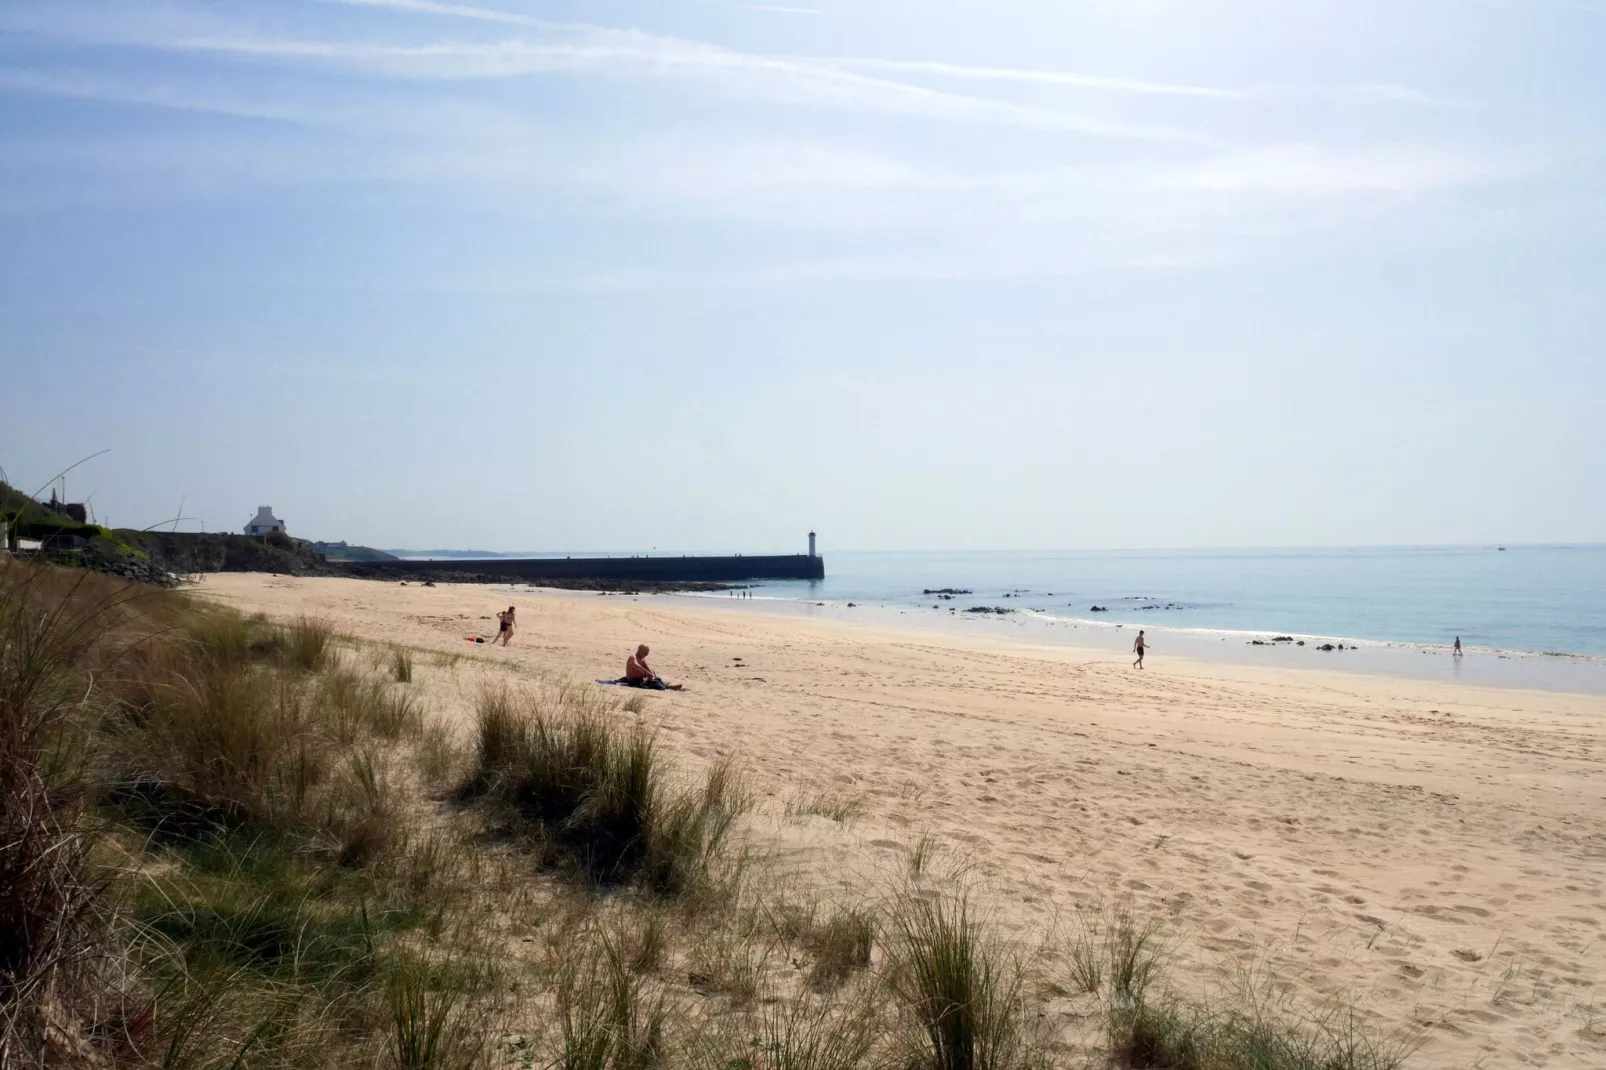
352 554 824 584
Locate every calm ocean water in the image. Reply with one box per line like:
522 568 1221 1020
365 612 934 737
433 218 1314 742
735 546 1606 658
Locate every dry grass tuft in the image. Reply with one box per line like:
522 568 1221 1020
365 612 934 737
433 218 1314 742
284 616 333 672
696 980 889 1070
799 907 877 991
390 645 415 684
416 718 463 789
786 790 867 826
1108 996 1418 1070
555 930 671 1070
1065 898 1167 1002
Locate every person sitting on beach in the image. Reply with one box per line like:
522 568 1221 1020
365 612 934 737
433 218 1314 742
623 644 683 691
495 606 515 647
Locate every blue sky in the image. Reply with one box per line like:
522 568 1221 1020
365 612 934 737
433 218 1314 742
2 0 1603 552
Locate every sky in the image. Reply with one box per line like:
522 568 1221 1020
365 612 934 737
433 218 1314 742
1 0 1603 553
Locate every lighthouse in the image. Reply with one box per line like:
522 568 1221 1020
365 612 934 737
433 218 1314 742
808 531 817 558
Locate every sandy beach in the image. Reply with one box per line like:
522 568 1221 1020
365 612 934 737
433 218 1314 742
199 574 1606 1068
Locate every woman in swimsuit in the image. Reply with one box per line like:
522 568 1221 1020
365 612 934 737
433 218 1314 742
496 606 516 646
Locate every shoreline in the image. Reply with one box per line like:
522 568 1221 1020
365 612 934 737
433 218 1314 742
652 588 1606 696
728 544 1606 665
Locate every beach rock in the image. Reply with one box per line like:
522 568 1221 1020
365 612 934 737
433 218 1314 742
1318 643 1336 651
1089 605 1108 612
1272 636 1294 642
923 588 972 596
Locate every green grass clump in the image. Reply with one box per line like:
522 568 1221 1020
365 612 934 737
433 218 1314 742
1065 899 1166 1002
385 946 487 1070
319 667 423 743
888 893 1026 1070
103 660 328 839
462 688 748 896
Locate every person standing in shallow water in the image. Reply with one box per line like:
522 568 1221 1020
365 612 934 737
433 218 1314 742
1454 636 1463 657
1132 630 1147 669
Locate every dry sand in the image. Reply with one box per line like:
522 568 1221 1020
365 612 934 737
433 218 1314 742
199 574 1606 1068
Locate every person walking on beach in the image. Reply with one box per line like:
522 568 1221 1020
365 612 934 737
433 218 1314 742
1132 630 1147 669
1453 636 1463 657
495 606 516 647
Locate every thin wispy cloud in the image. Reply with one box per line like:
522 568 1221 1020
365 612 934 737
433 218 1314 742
0 0 1449 150
329 0 571 32
0 67 318 126
0 0 1540 287
823 57 1250 100
329 0 1447 106
29 30 1210 142
824 59 1455 106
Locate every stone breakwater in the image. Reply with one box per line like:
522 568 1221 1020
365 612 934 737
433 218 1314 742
342 553 826 586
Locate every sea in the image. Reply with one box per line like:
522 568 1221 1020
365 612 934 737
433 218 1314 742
682 546 1606 696
442 544 1606 695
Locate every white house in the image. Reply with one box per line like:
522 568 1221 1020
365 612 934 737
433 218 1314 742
245 506 286 537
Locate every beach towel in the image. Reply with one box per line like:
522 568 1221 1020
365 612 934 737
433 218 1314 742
597 678 685 691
